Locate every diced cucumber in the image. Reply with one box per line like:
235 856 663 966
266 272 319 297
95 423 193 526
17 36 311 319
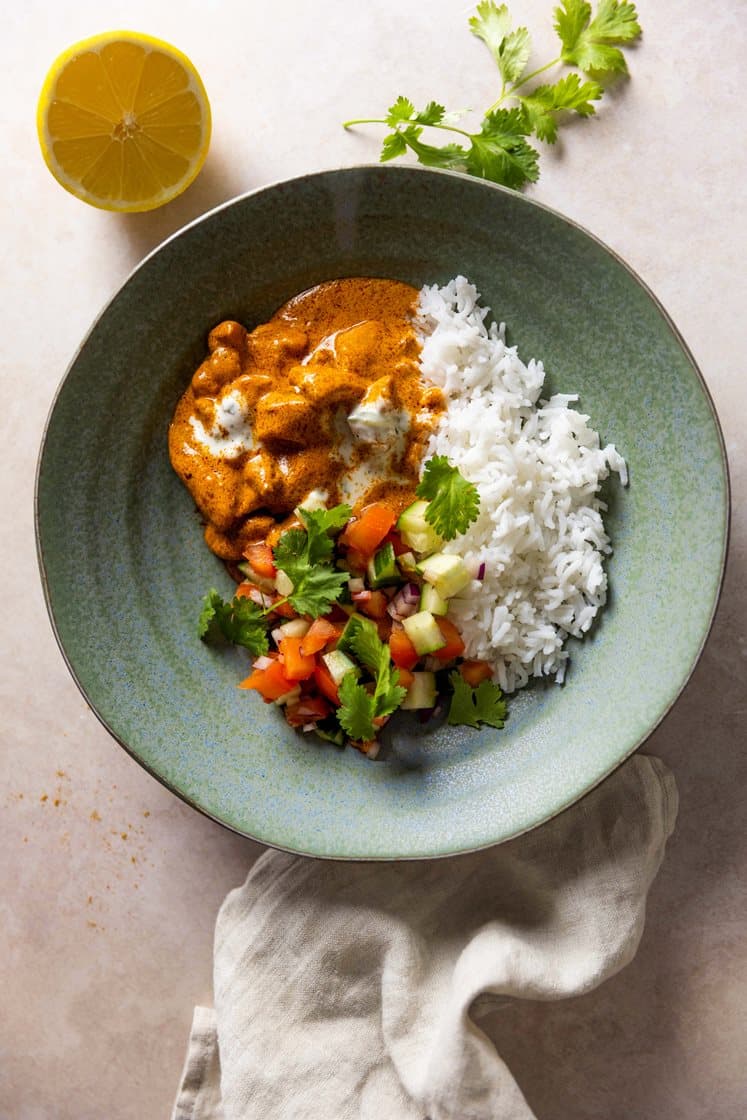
397 551 419 575
336 613 367 657
275 569 294 596
419 583 448 616
322 649 359 686
402 611 446 655
367 542 400 588
237 560 276 594
418 552 471 599
274 686 302 707
396 500 443 556
400 671 437 710
277 618 311 639
315 724 346 746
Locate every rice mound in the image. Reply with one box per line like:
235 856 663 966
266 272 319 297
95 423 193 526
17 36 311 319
417 277 627 693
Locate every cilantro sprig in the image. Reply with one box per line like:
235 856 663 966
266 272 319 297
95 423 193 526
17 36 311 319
200 503 351 655
198 589 269 657
416 456 480 540
273 504 351 618
337 617 407 743
447 670 507 729
343 0 641 190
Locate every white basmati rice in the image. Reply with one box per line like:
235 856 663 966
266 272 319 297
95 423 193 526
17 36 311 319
417 277 627 693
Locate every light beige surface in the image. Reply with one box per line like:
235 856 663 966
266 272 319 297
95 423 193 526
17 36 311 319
2 2 745 1117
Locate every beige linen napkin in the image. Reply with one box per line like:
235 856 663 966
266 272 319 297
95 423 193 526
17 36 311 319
172 754 677 1120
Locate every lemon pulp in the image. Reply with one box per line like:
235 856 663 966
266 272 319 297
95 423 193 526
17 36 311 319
37 31 211 212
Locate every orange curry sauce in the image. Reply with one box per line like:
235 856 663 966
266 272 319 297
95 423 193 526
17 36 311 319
169 278 444 561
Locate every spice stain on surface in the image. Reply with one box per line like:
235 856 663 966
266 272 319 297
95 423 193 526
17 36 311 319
169 277 443 561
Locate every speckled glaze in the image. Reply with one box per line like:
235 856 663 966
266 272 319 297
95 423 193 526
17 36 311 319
35 166 729 860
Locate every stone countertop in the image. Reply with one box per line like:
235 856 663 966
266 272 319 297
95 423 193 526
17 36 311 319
3 2 745 1116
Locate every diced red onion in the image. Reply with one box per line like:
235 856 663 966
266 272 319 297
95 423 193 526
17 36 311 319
366 741 380 759
387 582 421 620
271 628 284 644
348 577 365 594
352 589 372 603
248 588 273 608
253 655 274 670
302 723 317 733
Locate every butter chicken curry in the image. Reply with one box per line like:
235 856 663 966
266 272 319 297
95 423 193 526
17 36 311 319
169 278 444 561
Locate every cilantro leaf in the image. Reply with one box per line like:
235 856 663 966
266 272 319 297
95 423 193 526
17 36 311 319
520 73 602 143
298 504 352 538
344 615 383 676
385 96 416 126
466 109 539 188
198 589 269 656
381 131 408 162
447 671 507 729
288 565 350 618
273 529 348 617
469 1 531 85
336 617 407 741
337 674 378 742
416 456 480 540
398 125 468 171
416 101 447 126
385 97 447 128
374 659 408 718
347 617 407 717
554 0 641 75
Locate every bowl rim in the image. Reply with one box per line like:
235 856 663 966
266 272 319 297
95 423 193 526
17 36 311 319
34 163 732 860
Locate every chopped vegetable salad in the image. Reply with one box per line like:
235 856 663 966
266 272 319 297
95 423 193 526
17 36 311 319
199 458 507 758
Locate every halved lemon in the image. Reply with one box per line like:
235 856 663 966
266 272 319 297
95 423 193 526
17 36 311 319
37 31 211 212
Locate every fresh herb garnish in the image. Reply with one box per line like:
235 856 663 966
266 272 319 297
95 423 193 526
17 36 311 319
555 0 641 74
416 456 480 540
337 617 407 742
298 504 352 538
198 589 269 657
447 670 507 729
343 0 641 190
274 503 351 617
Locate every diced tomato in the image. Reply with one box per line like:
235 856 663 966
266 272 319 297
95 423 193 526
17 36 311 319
235 581 257 599
284 695 331 727
433 616 466 661
239 660 295 701
300 618 341 657
314 662 341 706
381 530 409 556
344 548 368 575
396 668 415 689
278 636 316 681
243 542 276 579
459 659 493 687
389 627 419 671
338 503 396 558
359 590 388 620
270 598 297 619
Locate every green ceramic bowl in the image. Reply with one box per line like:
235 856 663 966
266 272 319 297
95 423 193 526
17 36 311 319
36 166 729 859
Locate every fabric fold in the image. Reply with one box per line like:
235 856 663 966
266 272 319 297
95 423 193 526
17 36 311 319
173 755 677 1120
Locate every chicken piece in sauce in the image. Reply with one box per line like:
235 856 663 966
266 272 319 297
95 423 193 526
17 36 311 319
168 277 443 561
